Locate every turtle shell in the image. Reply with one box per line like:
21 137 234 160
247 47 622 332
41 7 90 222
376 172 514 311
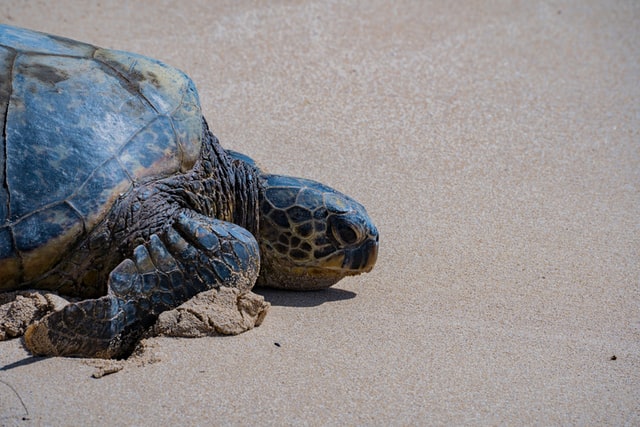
0 25 203 286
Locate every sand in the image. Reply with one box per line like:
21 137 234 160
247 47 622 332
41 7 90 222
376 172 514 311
1 1 638 425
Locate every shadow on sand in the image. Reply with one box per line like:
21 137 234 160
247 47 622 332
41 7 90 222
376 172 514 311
255 287 356 307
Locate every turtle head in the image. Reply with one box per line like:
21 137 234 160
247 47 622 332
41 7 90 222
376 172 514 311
255 174 379 290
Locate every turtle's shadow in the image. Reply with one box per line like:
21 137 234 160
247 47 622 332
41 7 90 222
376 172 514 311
1 354 45 371
255 287 356 307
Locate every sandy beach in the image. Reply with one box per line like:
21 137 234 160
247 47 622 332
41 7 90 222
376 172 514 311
1 1 638 425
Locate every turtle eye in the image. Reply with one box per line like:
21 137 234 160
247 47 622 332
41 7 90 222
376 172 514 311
330 216 360 246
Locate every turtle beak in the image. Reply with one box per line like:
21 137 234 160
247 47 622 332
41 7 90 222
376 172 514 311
342 229 379 273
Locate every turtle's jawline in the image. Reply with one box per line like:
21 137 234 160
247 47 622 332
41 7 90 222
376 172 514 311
345 239 378 272
322 239 378 273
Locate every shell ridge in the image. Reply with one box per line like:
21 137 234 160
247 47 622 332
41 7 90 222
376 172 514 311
67 153 133 203
164 71 201 173
116 113 166 157
63 199 87 235
115 156 135 187
166 87 194 171
7 201 73 228
92 55 158 114
166 114 184 171
114 113 186 182
2 48 17 222
65 107 162 205
157 79 188 169
169 79 192 117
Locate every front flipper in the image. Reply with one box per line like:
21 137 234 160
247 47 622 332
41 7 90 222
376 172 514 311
25 213 260 358
24 294 138 358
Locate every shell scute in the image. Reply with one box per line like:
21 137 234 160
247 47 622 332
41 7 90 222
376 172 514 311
14 203 84 281
118 115 181 180
94 48 202 171
13 203 82 253
69 158 131 223
6 53 154 220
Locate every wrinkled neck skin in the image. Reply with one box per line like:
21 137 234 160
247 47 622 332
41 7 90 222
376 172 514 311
177 122 261 238
109 120 262 249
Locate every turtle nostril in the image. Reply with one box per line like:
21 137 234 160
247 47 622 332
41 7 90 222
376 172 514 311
369 225 379 243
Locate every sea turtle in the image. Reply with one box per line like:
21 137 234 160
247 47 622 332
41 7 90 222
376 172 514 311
0 25 378 358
